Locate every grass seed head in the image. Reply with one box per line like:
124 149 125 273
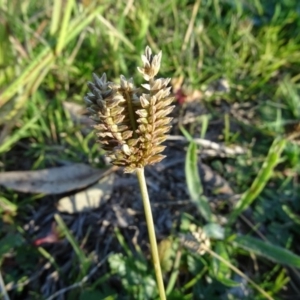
85 46 174 173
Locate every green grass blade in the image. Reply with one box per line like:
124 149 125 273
0 113 41 153
186 142 203 196
65 5 106 47
54 214 90 276
0 48 53 106
114 227 132 257
1 3 103 107
200 115 209 139
212 241 239 287
282 205 300 225
56 0 75 54
229 138 286 225
166 243 181 295
179 125 193 142
50 0 62 36
38 247 60 273
185 142 213 222
234 235 300 268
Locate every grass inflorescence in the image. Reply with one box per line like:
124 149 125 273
85 46 174 173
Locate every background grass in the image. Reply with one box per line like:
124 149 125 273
1 0 300 299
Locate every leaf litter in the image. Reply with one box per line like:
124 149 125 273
0 163 116 194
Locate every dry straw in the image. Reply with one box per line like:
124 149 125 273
85 46 174 300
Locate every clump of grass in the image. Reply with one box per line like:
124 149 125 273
84 46 175 300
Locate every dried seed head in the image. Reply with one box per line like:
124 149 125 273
85 46 174 173
180 225 210 255
137 46 162 81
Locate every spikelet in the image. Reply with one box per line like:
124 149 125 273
85 46 175 173
179 225 210 255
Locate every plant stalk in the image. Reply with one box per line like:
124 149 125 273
136 168 166 300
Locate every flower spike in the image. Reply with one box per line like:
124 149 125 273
85 46 174 173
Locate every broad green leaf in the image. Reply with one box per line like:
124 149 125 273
179 212 193 231
212 242 240 287
108 253 157 299
186 254 207 275
158 238 174 272
108 253 126 274
203 223 224 240
234 235 300 268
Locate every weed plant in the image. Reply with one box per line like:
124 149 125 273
1 0 300 299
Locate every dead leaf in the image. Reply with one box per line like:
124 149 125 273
33 222 60 246
57 173 114 213
0 164 116 194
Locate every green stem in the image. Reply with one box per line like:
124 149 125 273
136 168 166 300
